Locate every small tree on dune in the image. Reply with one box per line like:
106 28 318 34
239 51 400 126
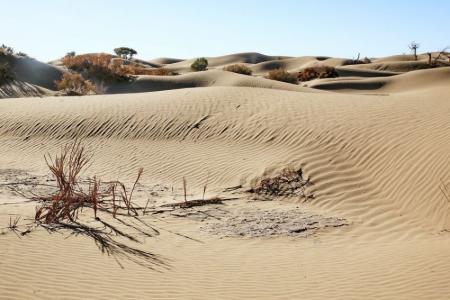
114 47 137 60
409 41 420 61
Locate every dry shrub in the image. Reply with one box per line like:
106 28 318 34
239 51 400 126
298 65 338 82
265 69 298 84
249 167 312 199
7 141 170 269
33 141 143 224
223 64 253 75
61 53 176 80
61 53 130 81
55 73 96 95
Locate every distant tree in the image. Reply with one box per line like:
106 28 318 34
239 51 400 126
409 41 420 60
114 47 137 60
191 57 208 71
66 51 76 57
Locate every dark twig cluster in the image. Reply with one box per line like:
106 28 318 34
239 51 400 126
249 168 313 199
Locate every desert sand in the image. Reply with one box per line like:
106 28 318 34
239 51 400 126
1 51 450 300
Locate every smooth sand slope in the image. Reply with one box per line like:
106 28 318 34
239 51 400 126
309 67 450 93
1 64 450 299
107 69 316 93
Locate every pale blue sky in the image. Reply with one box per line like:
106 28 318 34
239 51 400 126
2 0 449 62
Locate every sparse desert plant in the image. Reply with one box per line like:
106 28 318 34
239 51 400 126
31 141 145 224
191 57 208 71
298 65 338 82
0 63 15 85
7 216 20 231
249 167 312 199
55 73 96 95
344 53 371 65
428 47 450 67
265 68 298 84
8 140 167 269
114 47 137 60
223 64 253 75
66 51 76 57
363 57 372 64
0 44 14 56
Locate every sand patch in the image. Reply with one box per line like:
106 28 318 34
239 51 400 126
200 204 348 238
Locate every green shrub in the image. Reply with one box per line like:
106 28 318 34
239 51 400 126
223 64 252 75
0 63 15 85
191 57 208 71
265 69 298 84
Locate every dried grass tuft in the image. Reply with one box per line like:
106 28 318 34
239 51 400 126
32 141 144 224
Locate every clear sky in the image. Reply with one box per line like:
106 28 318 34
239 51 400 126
1 0 449 62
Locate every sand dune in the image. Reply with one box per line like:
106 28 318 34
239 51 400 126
340 60 437 72
106 69 315 93
3 52 449 97
0 55 63 90
164 52 290 73
334 66 399 78
309 67 450 93
1 51 450 299
149 57 185 65
0 80 52 98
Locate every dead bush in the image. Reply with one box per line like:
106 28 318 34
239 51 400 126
55 73 96 96
265 69 298 84
249 167 312 199
298 65 338 82
6 141 171 269
31 141 146 223
61 53 177 80
61 53 130 82
223 64 253 75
